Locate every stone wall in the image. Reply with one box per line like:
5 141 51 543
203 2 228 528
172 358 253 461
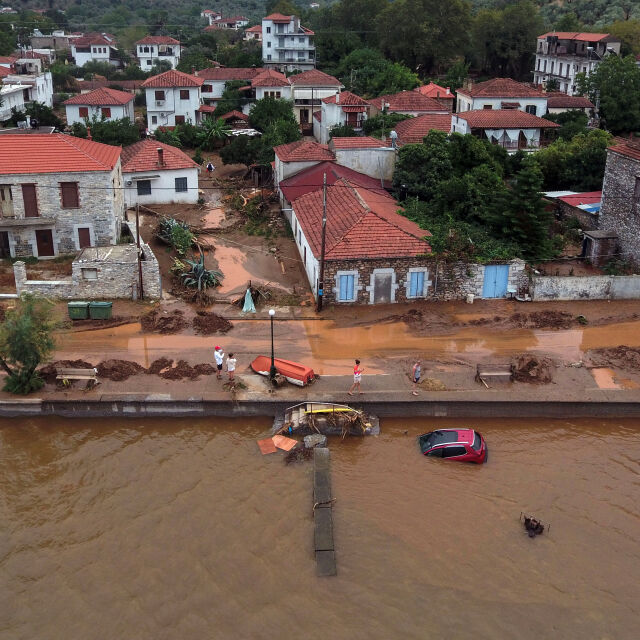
531 274 640 300
599 149 640 261
321 257 527 304
557 201 598 231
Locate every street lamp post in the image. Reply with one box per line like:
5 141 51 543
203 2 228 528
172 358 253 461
269 309 277 381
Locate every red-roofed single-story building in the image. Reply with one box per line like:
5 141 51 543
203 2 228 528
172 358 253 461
289 177 433 304
273 139 335 185
543 190 602 230
243 24 262 42
545 92 595 115
121 140 200 206
368 91 448 117
451 109 559 151
64 87 134 126
0 134 125 257
414 83 454 112
314 91 370 143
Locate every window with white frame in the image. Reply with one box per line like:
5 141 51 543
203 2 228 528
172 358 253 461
407 269 429 298
337 272 357 302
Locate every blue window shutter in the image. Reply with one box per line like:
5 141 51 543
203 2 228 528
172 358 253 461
339 274 355 301
417 271 424 296
410 271 424 297
347 275 354 300
339 275 347 301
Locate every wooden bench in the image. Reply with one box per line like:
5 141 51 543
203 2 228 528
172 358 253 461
56 368 99 386
476 364 513 387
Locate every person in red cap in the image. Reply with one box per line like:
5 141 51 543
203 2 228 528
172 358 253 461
214 345 224 380
348 359 364 395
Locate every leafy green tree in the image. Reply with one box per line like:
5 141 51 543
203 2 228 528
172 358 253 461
214 80 248 117
577 55 640 133
0 293 61 395
443 60 469 92
608 20 640 56
71 115 140 146
499 157 553 261
177 47 211 73
10 103 63 129
544 111 589 140
362 113 411 137
198 118 232 150
149 60 173 76
248 97 297 132
555 11 583 32
329 124 358 138
220 135 264 166
154 128 183 148
80 60 118 80
545 78 560 91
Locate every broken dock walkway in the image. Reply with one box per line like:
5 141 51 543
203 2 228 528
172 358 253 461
313 447 336 576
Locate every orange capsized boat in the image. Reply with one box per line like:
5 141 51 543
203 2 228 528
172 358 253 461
250 355 315 387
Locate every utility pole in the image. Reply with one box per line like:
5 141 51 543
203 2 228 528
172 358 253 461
316 173 327 312
136 204 144 300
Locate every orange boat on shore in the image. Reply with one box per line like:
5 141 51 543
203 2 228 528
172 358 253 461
250 356 315 387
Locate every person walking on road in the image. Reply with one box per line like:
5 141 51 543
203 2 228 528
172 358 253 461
214 345 224 380
226 352 237 382
348 359 364 395
411 360 422 396
206 161 215 177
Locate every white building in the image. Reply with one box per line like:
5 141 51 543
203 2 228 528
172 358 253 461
135 36 182 71
367 91 449 117
201 10 221 25
262 13 315 72
456 78 549 116
198 67 263 107
3 71 53 108
533 31 621 95
289 69 342 129
451 110 560 152
208 16 249 30
243 69 292 112
64 87 135 126
314 90 370 143
141 69 203 133
0 84 26 121
71 33 120 67
273 139 335 187
244 25 262 42
122 140 199 206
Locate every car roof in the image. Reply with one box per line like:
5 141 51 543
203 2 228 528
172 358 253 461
426 429 475 446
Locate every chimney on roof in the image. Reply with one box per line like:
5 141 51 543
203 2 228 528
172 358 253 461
336 91 340 104
446 87 450 95
86 127 92 140
192 66 198 76
157 147 164 166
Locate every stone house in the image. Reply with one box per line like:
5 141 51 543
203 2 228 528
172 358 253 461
121 140 199 207
456 78 549 116
367 91 448 117
598 140 640 264
141 69 204 132
0 133 124 258
314 91 370 143
135 36 182 70
63 87 135 126
207 16 249 30
451 110 560 151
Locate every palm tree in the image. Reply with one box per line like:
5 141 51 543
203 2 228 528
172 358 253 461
198 117 232 150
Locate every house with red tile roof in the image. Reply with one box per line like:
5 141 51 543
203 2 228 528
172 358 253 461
390 114 452 146
63 87 134 126
289 70 343 129
451 110 559 151
262 14 315 72
201 10 222 24
141 70 204 132
598 141 640 263
314 91 370 143
273 139 335 185
207 16 249 30
545 92 595 115
246 68 292 103
415 82 454 112
197 67 264 106
328 137 396 182
121 140 199 206
456 78 548 116
243 24 262 42
289 178 432 304
534 32 620 95
0 134 125 257
71 33 120 68
135 35 182 70
367 91 448 117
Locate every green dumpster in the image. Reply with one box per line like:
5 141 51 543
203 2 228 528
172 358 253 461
89 301 113 320
68 301 89 320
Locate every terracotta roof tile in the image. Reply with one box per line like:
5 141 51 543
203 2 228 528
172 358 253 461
292 179 430 260
251 69 289 87
608 142 640 162
63 86 133 106
392 114 452 145
368 91 446 113
537 32 615 42
545 92 594 109
73 33 116 47
0 133 120 174
455 110 560 129
219 110 248 121
330 137 390 149
415 82 453 100
141 69 203 88
457 78 545 99
197 67 263 81
322 91 368 106
289 69 342 87
245 25 262 33
121 139 198 173
264 13 292 22
135 35 180 45
274 140 334 162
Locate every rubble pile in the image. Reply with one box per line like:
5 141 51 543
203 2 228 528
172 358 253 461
512 354 555 384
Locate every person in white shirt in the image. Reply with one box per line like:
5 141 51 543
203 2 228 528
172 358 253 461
226 353 237 381
214 346 224 379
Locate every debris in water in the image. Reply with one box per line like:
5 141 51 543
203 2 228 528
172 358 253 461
141 309 187 334
257 438 277 455
192 311 233 335
272 434 298 451
284 447 313 464
521 513 547 538
588 346 640 371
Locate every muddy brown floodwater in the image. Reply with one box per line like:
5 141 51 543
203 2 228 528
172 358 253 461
1 417 639 639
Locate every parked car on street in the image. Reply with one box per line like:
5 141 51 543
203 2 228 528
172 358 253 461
418 428 487 464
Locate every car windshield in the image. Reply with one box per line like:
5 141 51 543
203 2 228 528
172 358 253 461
472 432 482 451
419 430 459 453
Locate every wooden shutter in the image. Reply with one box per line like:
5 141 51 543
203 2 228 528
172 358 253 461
60 182 79 208
21 184 39 217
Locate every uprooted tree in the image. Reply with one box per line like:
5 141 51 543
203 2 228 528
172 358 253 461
0 293 61 394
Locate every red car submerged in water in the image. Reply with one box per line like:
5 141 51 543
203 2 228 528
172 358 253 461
418 428 487 464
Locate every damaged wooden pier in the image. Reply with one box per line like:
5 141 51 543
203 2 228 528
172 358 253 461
313 447 336 576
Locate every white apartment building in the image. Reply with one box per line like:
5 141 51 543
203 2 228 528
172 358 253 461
71 33 120 67
533 31 621 95
262 13 315 72
136 36 182 70
141 69 203 132
3 71 54 108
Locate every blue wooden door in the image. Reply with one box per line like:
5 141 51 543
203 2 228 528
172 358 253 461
482 265 509 298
